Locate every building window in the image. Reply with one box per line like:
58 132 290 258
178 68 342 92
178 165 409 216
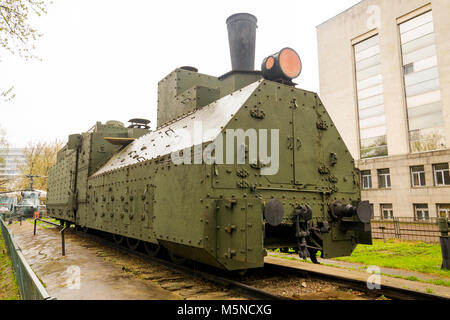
353 35 388 159
381 204 393 220
403 63 414 75
399 11 446 153
361 170 372 189
378 168 391 189
433 163 450 186
437 204 450 219
414 204 429 220
410 165 425 187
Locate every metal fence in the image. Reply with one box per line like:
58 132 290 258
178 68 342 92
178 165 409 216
371 217 441 243
0 215 53 300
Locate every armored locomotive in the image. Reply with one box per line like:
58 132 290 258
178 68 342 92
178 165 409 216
47 13 372 271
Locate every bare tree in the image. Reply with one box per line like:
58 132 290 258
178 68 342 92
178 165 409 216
15 139 63 190
0 1 51 190
0 0 50 99
0 125 9 191
0 85 15 102
0 0 49 60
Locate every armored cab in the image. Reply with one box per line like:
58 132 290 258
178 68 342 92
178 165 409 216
47 121 150 224
47 13 371 271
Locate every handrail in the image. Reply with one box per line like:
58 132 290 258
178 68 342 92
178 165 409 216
0 216 54 300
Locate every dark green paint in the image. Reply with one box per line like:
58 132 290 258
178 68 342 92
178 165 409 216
47 70 371 271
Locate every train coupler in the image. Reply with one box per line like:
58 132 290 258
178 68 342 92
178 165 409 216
293 205 321 264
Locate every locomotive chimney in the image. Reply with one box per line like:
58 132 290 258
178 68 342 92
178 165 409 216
226 13 257 71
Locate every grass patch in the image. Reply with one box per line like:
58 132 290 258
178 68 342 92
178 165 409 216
270 241 450 288
334 239 450 278
0 228 21 300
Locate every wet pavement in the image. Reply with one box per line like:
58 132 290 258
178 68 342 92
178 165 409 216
8 221 183 300
7 220 248 300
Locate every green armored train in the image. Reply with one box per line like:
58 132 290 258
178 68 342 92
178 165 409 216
47 13 372 271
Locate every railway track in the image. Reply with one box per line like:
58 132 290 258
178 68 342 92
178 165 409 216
260 263 446 300
73 228 285 300
38 220 449 301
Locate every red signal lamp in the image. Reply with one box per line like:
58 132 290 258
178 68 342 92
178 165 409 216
261 47 302 83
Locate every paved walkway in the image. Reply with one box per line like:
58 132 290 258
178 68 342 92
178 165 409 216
266 253 450 298
268 252 448 282
8 222 182 300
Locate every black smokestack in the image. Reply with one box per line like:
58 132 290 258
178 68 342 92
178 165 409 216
226 13 257 71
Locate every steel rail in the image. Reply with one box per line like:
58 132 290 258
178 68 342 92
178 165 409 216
262 262 449 301
69 228 287 300
36 220 449 301
78 229 449 301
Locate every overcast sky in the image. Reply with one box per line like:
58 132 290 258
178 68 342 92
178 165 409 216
0 0 362 148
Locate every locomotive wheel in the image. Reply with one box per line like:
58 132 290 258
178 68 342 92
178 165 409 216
113 234 124 245
143 242 161 257
169 250 186 265
126 237 140 251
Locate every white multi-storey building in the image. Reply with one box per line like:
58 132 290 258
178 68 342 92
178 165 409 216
0 148 26 182
317 0 450 220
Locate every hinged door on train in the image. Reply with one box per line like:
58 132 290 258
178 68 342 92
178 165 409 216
215 199 264 270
